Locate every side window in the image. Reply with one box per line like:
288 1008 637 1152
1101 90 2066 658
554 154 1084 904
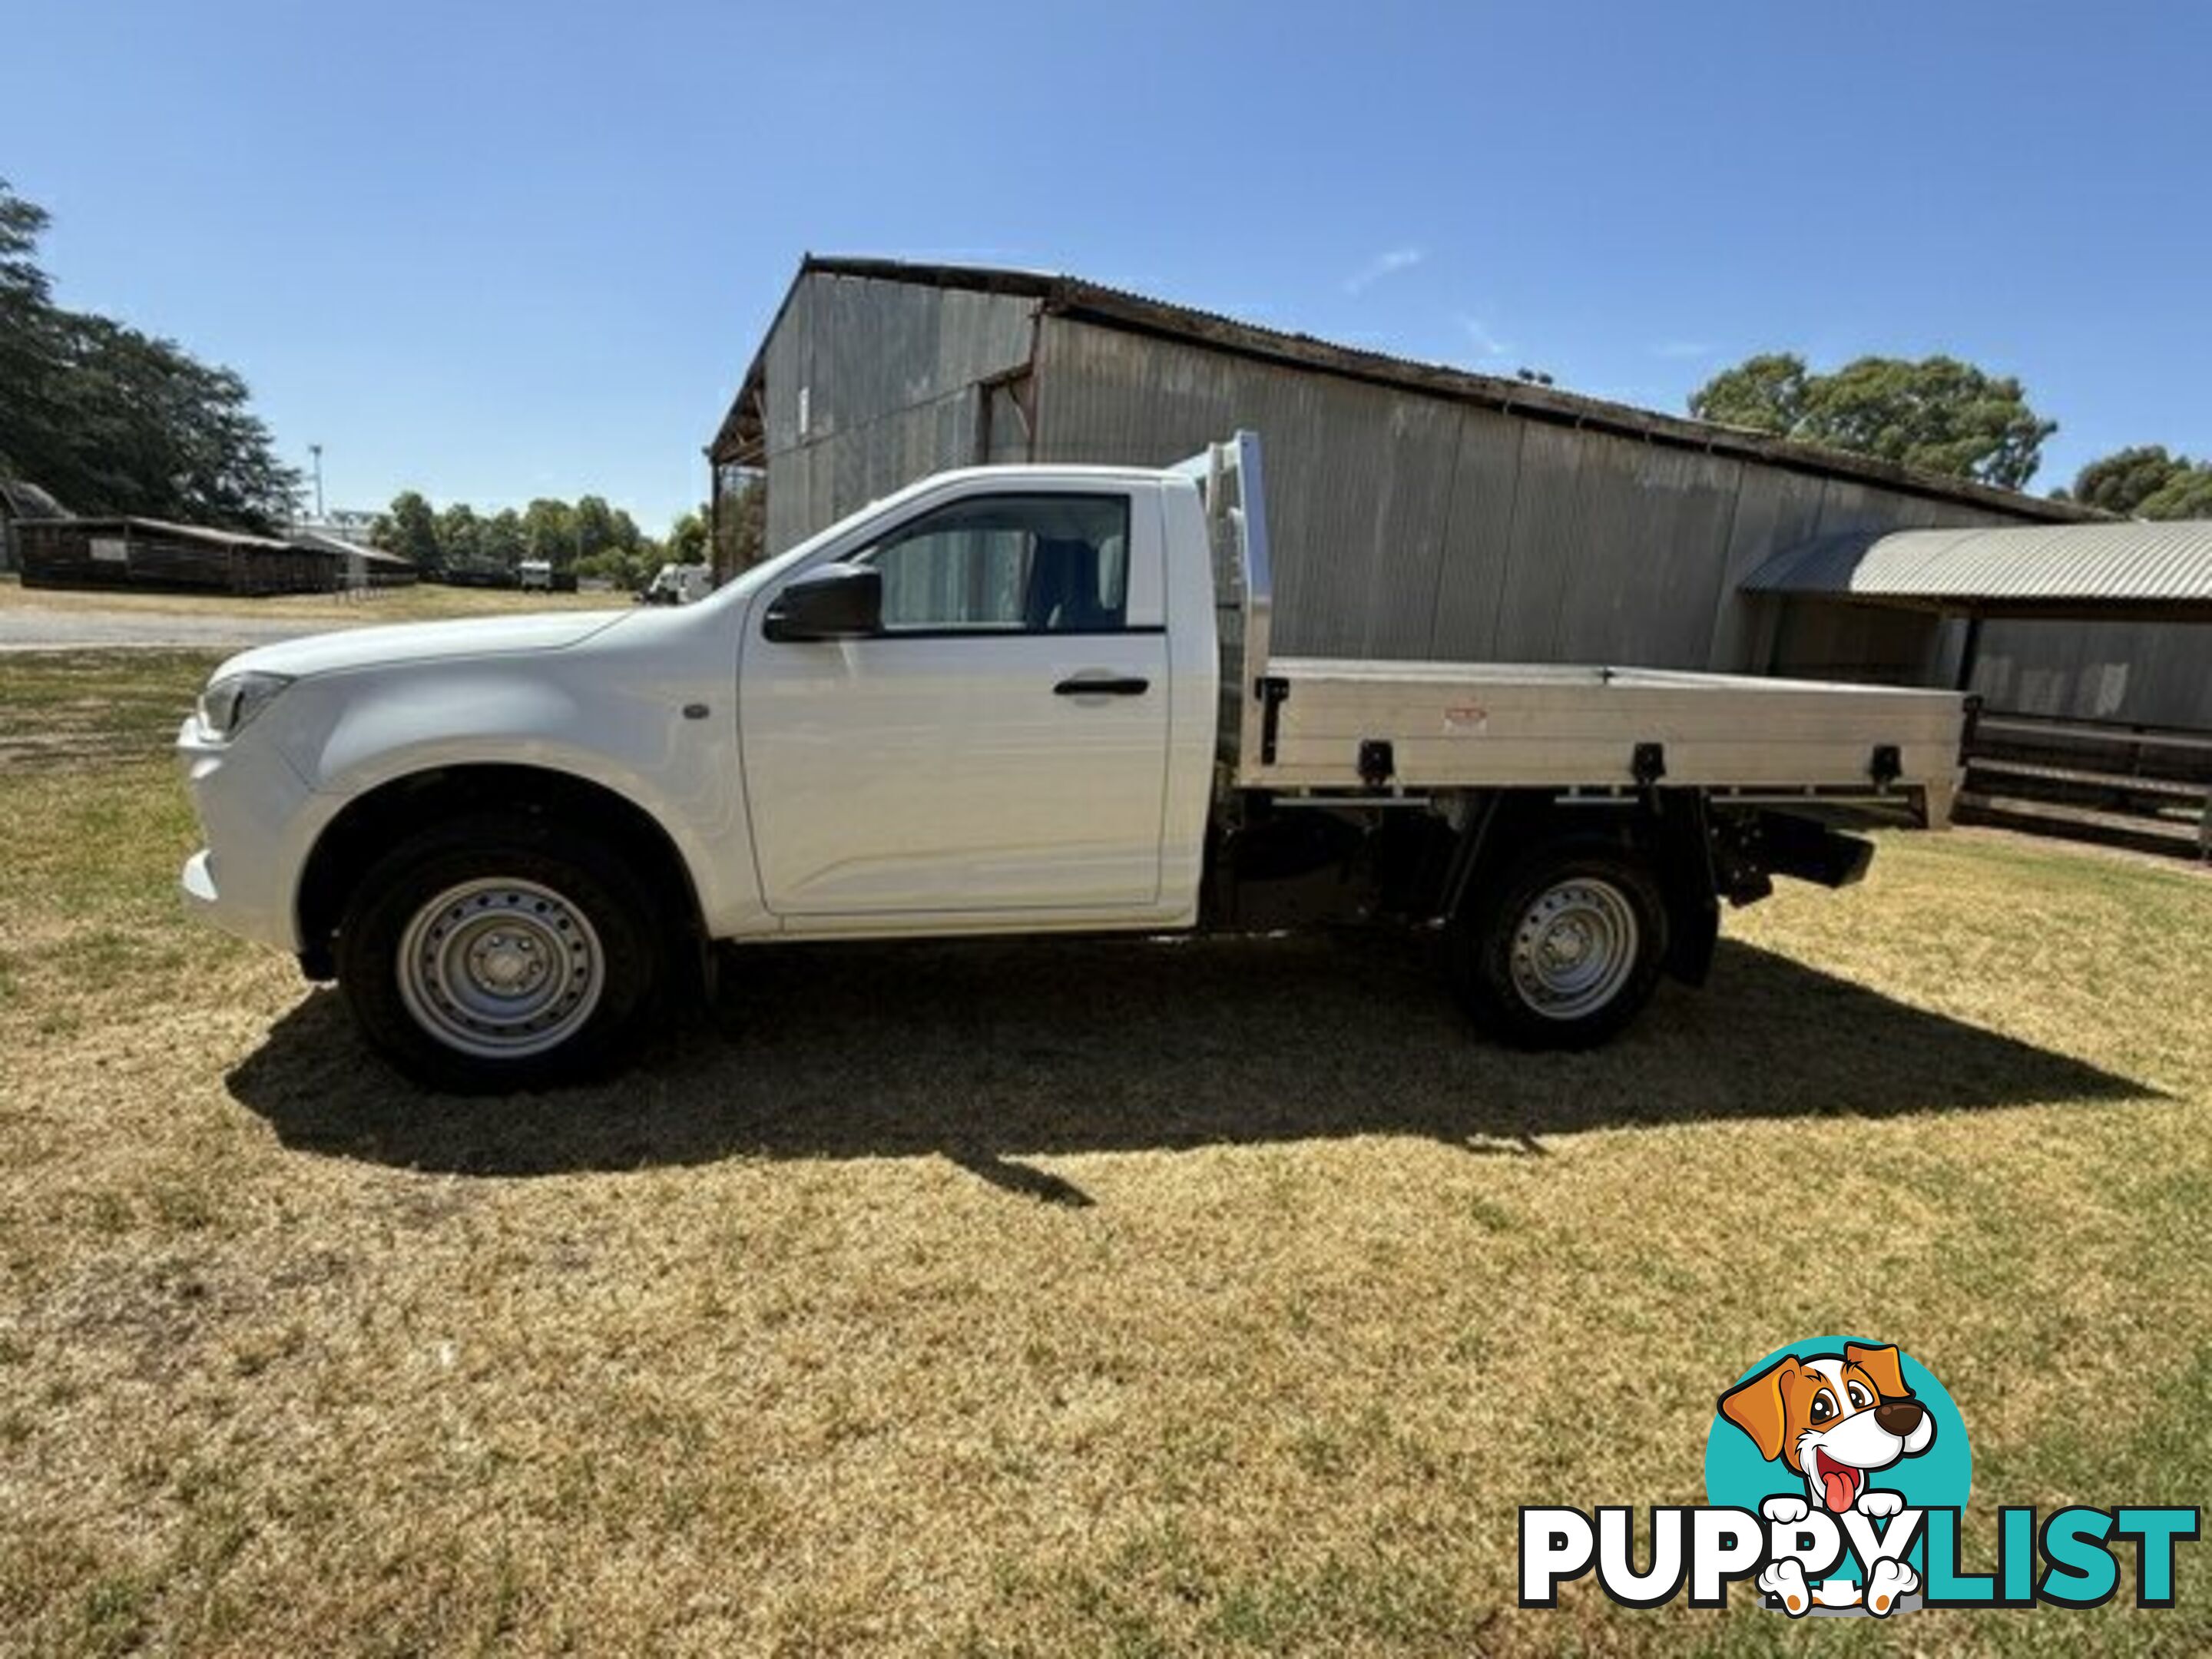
857 494 1130 634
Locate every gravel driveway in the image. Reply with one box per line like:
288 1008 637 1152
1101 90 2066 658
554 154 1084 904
0 607 363 651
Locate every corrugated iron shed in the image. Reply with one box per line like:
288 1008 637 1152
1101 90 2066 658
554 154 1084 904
713 256 2099 526
1744 522 2212 618
30 515 296 551
17 516 350 595
289 528 416 566
290 529 421 588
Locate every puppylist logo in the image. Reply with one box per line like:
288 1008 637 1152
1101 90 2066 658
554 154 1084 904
1521 1336 2200 1618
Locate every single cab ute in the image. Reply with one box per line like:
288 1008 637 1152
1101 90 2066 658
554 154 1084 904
179 433 1970 1088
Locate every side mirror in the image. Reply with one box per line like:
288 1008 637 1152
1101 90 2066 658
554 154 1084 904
762 563 882 641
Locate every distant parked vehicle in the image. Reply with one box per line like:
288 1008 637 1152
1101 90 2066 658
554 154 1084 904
638 562 713 605
518 558 553 592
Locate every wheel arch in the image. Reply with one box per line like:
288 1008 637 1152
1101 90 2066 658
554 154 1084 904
295 763 706 980
1442 788 1719 986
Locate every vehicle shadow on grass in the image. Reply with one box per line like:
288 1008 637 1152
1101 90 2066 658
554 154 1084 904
225 931 2161 1191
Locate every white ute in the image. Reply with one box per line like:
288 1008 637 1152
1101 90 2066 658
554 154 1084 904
179 433 1971 1089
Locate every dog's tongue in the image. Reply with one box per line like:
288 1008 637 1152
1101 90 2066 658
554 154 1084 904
1820 1462 1857 1512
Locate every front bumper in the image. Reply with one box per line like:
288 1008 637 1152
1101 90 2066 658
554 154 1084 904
176 717 331 952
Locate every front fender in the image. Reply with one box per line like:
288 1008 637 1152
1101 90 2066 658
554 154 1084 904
268 653 767 939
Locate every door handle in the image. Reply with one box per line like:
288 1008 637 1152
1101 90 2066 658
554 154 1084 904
1053 675 1150 697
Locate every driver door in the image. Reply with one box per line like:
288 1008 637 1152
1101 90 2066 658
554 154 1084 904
739 485 1172 920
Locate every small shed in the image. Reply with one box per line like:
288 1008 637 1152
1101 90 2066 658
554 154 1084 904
1743 520 2212 723
289 528 420 589
16 517 346 595
1747 521 2212 854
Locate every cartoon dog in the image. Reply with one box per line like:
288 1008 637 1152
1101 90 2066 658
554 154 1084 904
1719 1343 1936 1617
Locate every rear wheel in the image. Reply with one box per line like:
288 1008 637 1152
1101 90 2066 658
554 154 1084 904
1446 839 1668 1049
336 816 661 1091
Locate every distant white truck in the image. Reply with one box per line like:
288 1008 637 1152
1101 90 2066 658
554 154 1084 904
517 558 554 592
177 433 1970 1089
640 562 713 605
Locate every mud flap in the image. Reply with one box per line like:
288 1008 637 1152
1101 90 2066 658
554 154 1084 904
1655 792 1721 987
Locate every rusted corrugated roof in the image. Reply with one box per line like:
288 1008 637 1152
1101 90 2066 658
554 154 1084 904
289 528 415 566
26 515 300 550
1743 521 2212 613
714 254 2094 526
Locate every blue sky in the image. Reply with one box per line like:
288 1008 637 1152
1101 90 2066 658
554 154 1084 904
6 1 2207 534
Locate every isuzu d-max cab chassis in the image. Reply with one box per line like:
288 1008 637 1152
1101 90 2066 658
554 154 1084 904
179 433 1969 1089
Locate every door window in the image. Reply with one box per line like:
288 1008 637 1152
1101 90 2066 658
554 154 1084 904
857 493 1130 634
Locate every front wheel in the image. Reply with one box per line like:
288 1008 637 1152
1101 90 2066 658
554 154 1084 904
1445 841 1668 1050
336 816 661 1091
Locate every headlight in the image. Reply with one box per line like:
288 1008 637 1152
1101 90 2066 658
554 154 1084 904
196 671 293 740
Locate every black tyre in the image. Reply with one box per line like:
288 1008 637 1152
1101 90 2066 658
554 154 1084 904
336 814 662 1091
1445 839 1668 1050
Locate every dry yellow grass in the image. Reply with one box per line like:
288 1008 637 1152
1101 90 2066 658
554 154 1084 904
2 652 2208 1655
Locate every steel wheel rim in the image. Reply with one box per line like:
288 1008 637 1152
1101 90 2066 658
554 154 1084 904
1508 877 1639 1020
396 877 606 1058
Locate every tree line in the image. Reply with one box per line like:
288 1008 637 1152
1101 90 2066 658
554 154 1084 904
372 491 710 589
372 469 762 588
0 179 298 530
1685 351 2212 517
2055 445 2212 519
